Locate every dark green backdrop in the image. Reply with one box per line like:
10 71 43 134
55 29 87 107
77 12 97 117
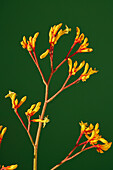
0 0 113 169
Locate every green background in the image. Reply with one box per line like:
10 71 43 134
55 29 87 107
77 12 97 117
0 0 113 169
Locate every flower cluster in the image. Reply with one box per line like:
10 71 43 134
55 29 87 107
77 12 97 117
25 102 41 117
5 91 26 109
49 23 71 46
0 164 18 170
5 91 49 128
20 32 39 51
68 58 98 82
0 126 7 144
74 27 93 53
79 121 112 153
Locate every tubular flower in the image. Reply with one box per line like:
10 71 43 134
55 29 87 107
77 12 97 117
80 63 98 82
79 121 93 134
31 116 50 128
40 49 50 59
0 126 7 144
96 142 112 153
5 91 27 109
20 32 39 51
80 122 112 153
74 27 84 44
68 58 85 75
49 23 71 46
25 102 41 117
1 164 18 170
77 37 93 53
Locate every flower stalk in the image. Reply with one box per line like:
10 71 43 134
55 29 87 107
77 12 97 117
5 23 112 170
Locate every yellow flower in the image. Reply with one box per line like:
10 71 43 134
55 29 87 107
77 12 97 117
79 121 88 132
49 23 71 46
96 142 112 153
40 49 50 59
80 63 98 82
1 164 18 170
68 58 85 75
5 91 27 109
79 121 93 133
31 116 50 128
0 126 7 144
74 27 84 43
25 102 41 117
85 123 100 144
77 37 93 53
20 32 39 51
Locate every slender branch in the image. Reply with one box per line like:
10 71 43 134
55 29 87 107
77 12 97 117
53 42 78 74
33 85 49 170
14 109 35 147
67 145 96 161
47 74 71 103
68 51 78 59
64 77 80 90
33 50 38 65
51 145 96 170
28 116 31 132
65 131 84 159
65 43 76 59
50 45 54 72
53 58 67 73
29 51 47 85
29 51 37 64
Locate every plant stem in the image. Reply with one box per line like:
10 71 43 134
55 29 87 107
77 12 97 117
29 51 47 85
47 74 71 103
51 145 96 170
14 109 34 147
33 85 49 170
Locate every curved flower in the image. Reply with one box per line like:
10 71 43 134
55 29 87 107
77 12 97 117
77 37 93 53
31 116 50 128
49 23 71 46
40 49 50 59
68 58 85 75
0 126 7 144
5 91 27 109
80 63 98 82
74 27 84 44
20 32 39 51
79 121 112 153
1 164 18 170
25 102 41 117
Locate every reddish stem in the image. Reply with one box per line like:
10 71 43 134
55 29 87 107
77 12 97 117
65 131 84 159
47 74 71 103
50 45 54 72
67 145 96 161
64 77 80 90
53 42 78 73
29 51 37 64
14 109 34 146
28 116 31 132
68 51 78 59
29 51 47 85
14 109 28 131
